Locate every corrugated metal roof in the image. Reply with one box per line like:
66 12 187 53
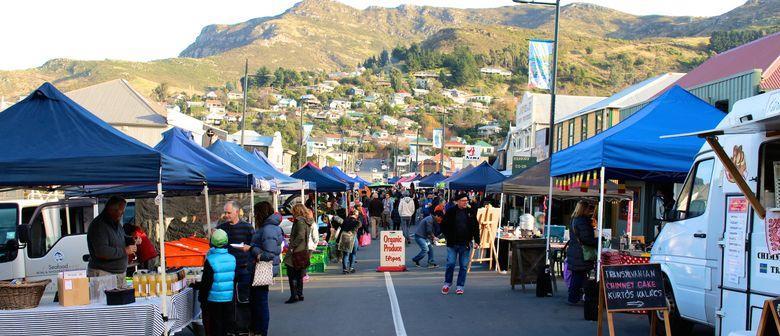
521 92 605 124
66 79 167 127
560 73 685 122
669 32 780 91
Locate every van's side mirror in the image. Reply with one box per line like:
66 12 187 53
16 224 31 244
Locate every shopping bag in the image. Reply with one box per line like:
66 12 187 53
583 278 599 321
563 262 573 289
253 260 274 286
359 232 371 247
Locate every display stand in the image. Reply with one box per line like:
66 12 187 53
756 297 780 336
596 264 671 336
468 204 502 272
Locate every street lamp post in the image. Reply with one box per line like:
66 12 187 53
513 0 561 278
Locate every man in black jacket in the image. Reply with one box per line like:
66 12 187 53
440 193 479 295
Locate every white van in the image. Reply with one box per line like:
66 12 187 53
1 199 99 302
651 90 780 335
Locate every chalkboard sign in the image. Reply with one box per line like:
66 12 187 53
757 297 780 336
600 263 668 312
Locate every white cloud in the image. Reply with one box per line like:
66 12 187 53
0 0 746 71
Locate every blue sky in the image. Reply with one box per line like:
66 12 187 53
0 0 746 70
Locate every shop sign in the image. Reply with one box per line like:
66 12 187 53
464 145 481 161
512 156 537 175
724 196 748 285
377 231 406 272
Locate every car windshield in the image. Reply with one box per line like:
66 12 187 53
0 204 18 262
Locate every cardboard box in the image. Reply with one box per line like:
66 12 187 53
58 277 90 307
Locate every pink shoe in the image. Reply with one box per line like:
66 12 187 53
441 285 450 295
456 288 464 295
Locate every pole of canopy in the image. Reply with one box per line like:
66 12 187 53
250 188 256 224
156 174 169 332
272 188 279 213
497 192 506 274
544 177 554 264
596 166 606 282
204 185 211 240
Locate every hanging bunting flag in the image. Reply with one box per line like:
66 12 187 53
528 39 554 90
580 171 589 193
618 180 626 194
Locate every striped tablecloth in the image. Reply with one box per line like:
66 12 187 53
0 287 195 336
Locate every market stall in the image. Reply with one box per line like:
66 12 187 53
550 85 726 280
0 83 207 334
416 172 446 189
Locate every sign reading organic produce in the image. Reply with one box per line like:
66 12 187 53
597 263 671 336
376 231 406 272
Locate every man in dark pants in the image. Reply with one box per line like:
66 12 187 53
216 200 254 332
439 193 479 295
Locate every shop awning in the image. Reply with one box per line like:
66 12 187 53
486 160 627 199
550 86 726 182
0 83 205 187
446 161 506 191
291 163 350 192
441 164 474 186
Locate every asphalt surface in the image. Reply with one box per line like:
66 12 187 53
183 230 715 336
354 158 389 182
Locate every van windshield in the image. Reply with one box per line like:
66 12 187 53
0 204 19 263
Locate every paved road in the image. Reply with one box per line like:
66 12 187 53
355 158 389 182
184 232 714 336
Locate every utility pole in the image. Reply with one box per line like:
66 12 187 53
415 127 420 173
299 108 304 168
240 59 249 148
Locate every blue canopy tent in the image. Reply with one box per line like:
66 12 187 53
387 176 401 184
440 164 475 186
250 149 311 191
549 86 726 280
323 166 365 189
353 175 371 188
291 163 350 192
445 162 506 191
0 83 205 187
417 172 446 188
550 86 727 181
0 83 205 322
208 140 311 192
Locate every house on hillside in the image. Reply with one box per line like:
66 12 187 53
473 140 495 156
413 88 430 97
167 108 227 147
324 134 343 147
398 117 417 129
381 115 399 126
478 124 502 136
480 67 512 76
204 91 218 99
300 94 321 108
227 92 244 100
348 87 365 96
329 99 352 110
229 130 289 171
66 79 169 146
470 95 493 105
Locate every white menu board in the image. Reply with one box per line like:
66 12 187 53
724 196 748 285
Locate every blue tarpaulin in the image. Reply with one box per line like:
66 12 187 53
249 149 311 191
292 163 350 192
417 172 446 188
208 140 309 191
446 162 506 191
550 86 727 181
323 166 366 189
388 176 400 184
0 83 205 187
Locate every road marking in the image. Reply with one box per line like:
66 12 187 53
384 272 407 336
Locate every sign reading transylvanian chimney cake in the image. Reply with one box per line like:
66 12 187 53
377 231 406 272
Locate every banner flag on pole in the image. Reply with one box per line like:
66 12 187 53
528 39 554 90
432 129 443 149
302 123 314 143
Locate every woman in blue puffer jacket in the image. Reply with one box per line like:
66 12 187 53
249 201 284 336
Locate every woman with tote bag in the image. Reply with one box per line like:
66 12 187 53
565 201 598 305
250 201 284 336
339 209 361 274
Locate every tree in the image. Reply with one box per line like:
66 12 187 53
379 50 390 67
225 81 235 92
446 46 479 87
254 66 272 87
152 82 169 102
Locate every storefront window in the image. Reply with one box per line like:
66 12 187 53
581 115 588 141
567 122 574 148
595 111 603 134
555 124 563 151
674 159 714 219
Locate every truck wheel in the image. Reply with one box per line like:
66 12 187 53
653 276 694 335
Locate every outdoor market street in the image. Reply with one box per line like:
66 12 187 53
185 234 713 336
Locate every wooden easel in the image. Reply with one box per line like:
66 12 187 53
597 266 672 336
756 297 780 336
468 204 501 272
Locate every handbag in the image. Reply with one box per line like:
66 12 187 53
574 225 597 261
252 260 274 286
359 232 371 247
291 250 311 270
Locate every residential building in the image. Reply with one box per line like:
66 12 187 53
473 140 495 156
397 117 417 129
480 67 512 76
277 98 298 109
444 140 466 155
348 87 365 96
186 101 205 108
554 73 684 152
324 134 343 147
347 111 364 121
441 89 469 105
329 99 352 110
227 92 244 100
228 130 288 171
66 79 169 146
470 95 493 105
413 88 430 97
381 115 399 126
505 92 604 170
204 91 218 99
300 94 321 108
478 124 502 136
372 130 390 139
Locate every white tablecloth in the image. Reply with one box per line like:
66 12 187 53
0 287 195 336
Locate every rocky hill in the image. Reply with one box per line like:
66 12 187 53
1 0 778 98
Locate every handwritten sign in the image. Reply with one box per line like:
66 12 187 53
377 231 406 272
756 297 780 336
725 196 749 285
601 264 668 311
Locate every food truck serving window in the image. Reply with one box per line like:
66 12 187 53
759 140 780 209
675 159 714 220
0 204 18 263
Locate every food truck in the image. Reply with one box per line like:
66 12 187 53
651 90 780 335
